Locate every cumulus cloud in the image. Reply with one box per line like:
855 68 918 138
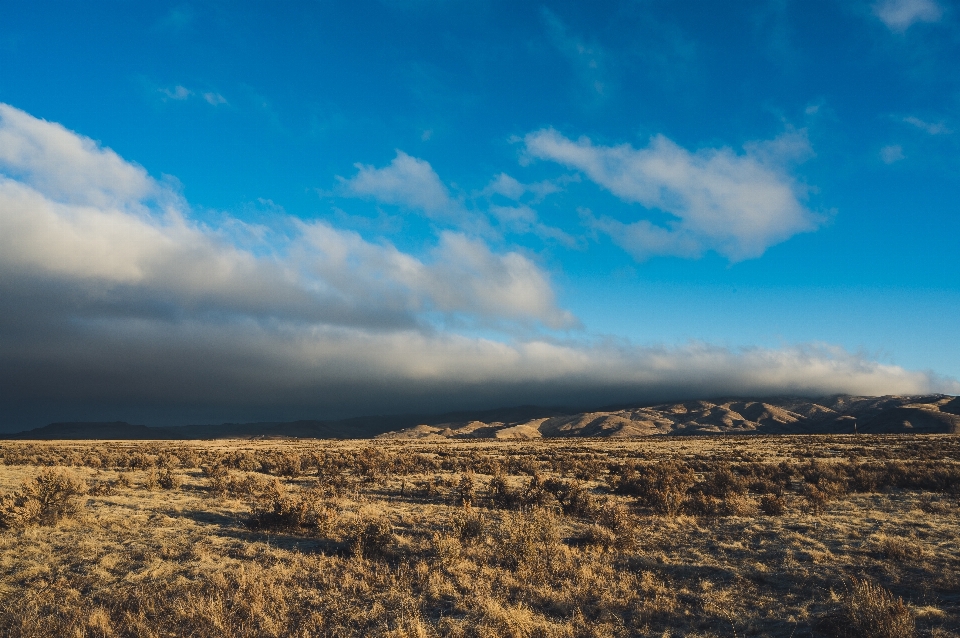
0 104 156 209
525 128 818 261
339 151 462 219
294 222 575 328
874 0 943 31
0 103 952 430
0 103 568 331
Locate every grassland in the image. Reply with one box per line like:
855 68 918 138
0 435 958 637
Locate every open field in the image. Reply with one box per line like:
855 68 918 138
1 435 958 637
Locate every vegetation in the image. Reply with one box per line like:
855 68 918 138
0 435 957 636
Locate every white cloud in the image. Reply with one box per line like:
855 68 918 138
0 104 156 209
338 150 496 236
524 128 818 261
874 0 942 31
902 116 951 135
880 144 905 164
483 172 564 203
339 151 456 215
294 222 575 328
203 92 227 106
0 103 567 331
160 85 192 100
485 173 526 200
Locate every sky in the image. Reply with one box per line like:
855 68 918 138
1 0 959 430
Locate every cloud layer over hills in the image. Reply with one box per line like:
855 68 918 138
0 104 955 430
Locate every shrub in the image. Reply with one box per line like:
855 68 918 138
581 523 617 549
246 480 334 534
541 478 600 517
451 473 476 506
868 534 923 562
0 470 87 529
844 579 914 638
759 494 787 516
610 460 696 515
451 505 486 542
346 515 395 559
487 472 521 509
701 463 746 499
495 507 563 570
157 468 181 490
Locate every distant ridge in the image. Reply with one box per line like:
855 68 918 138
375 394 960 440
1 405 577 440
3 395 958 440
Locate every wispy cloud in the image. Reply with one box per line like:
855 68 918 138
158 85 227 106
541 8 610 98
902 115 951 135
155 4 195 31
524 128 819 261
874 0 943 31
880 144 905 164
203 92 227 106
159 85 192 101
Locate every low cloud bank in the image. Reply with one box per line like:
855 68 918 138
0 103 954 430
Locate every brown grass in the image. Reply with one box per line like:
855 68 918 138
0 434 957 636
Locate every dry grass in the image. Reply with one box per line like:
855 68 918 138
0 435 958 636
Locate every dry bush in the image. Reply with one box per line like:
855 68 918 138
580 523 618 549
868 533 924 562
918 495 955 515
345 514 396 559
246 480 335 534
0 469 87 529
143 469 161 490
827 579 915 638
541 477 601 518
494 507 564 570
207 465 271 498
158 468 182 490
758 493 787 516
87 475 130 496
451 505 486 542
451 472 476 506
802 484 830 515
615 460 696 515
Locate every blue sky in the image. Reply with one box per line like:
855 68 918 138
0 0 958 428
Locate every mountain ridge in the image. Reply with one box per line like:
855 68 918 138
3 395 958 440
